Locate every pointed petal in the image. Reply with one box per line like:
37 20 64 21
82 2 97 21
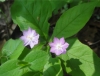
62 49 66 54
30 42 35 48
31 30 36 36
23 30 28 36
24 40 30 46
49 42 55 47
28 27 32 33
55 50 62 55
35 34 39 39
63 43 69 49
33 40 38 45
55 48 66 55
53 37 59 44
20 36 27 42
50 47 56 53
60 37 65 44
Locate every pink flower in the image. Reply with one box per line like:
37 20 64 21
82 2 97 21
20 28 39 48
49 37 69 55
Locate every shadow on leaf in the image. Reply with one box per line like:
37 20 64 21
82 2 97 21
22 71 42 76
92 53 100 76
43 58 63 76
66 58 85 76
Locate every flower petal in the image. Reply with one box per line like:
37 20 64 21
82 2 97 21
28 27 32 33
30 42 35 48
24 40 30 46
35 34 39 39
33 40 38 45
53 37 60 44
20 36 27 42
63 43 69 49
50 47 56 53
49 42 55 47
55 50 62 55
60 37 65 44
23 30 28 36
62 49 66 54
31 30 36 36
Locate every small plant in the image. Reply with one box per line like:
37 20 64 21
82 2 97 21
0 0 100 76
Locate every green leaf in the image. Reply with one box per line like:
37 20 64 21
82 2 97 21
11 0 52 39
52 2 97 38
0 60 23 76
95 1 100 7
22 71 42 76
24 50 49 71
0 0 5 2
43 57 63 76
31 43 44 50
18 43 44 60
49 0 67 13
60 38 100 76
1 39 24 60
69 0 83 7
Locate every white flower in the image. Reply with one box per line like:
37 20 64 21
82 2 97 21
20 28 39 48
49 37 69 55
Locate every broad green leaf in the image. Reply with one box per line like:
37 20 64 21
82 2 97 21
60 38 100 76
97 1 100 7
1 39 24 60
52 2 97 38
93 1 100 7
69 0 83 7
43 57 63 76
0 60 23 76
49 0 67 13
0 0 5 2
0 59 42 76
88 0 100 7
18 43 44 60
24 50 49 71
11 0 52 39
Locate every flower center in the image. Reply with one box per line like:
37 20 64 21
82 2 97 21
27 35 33 40
56 44 62 50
